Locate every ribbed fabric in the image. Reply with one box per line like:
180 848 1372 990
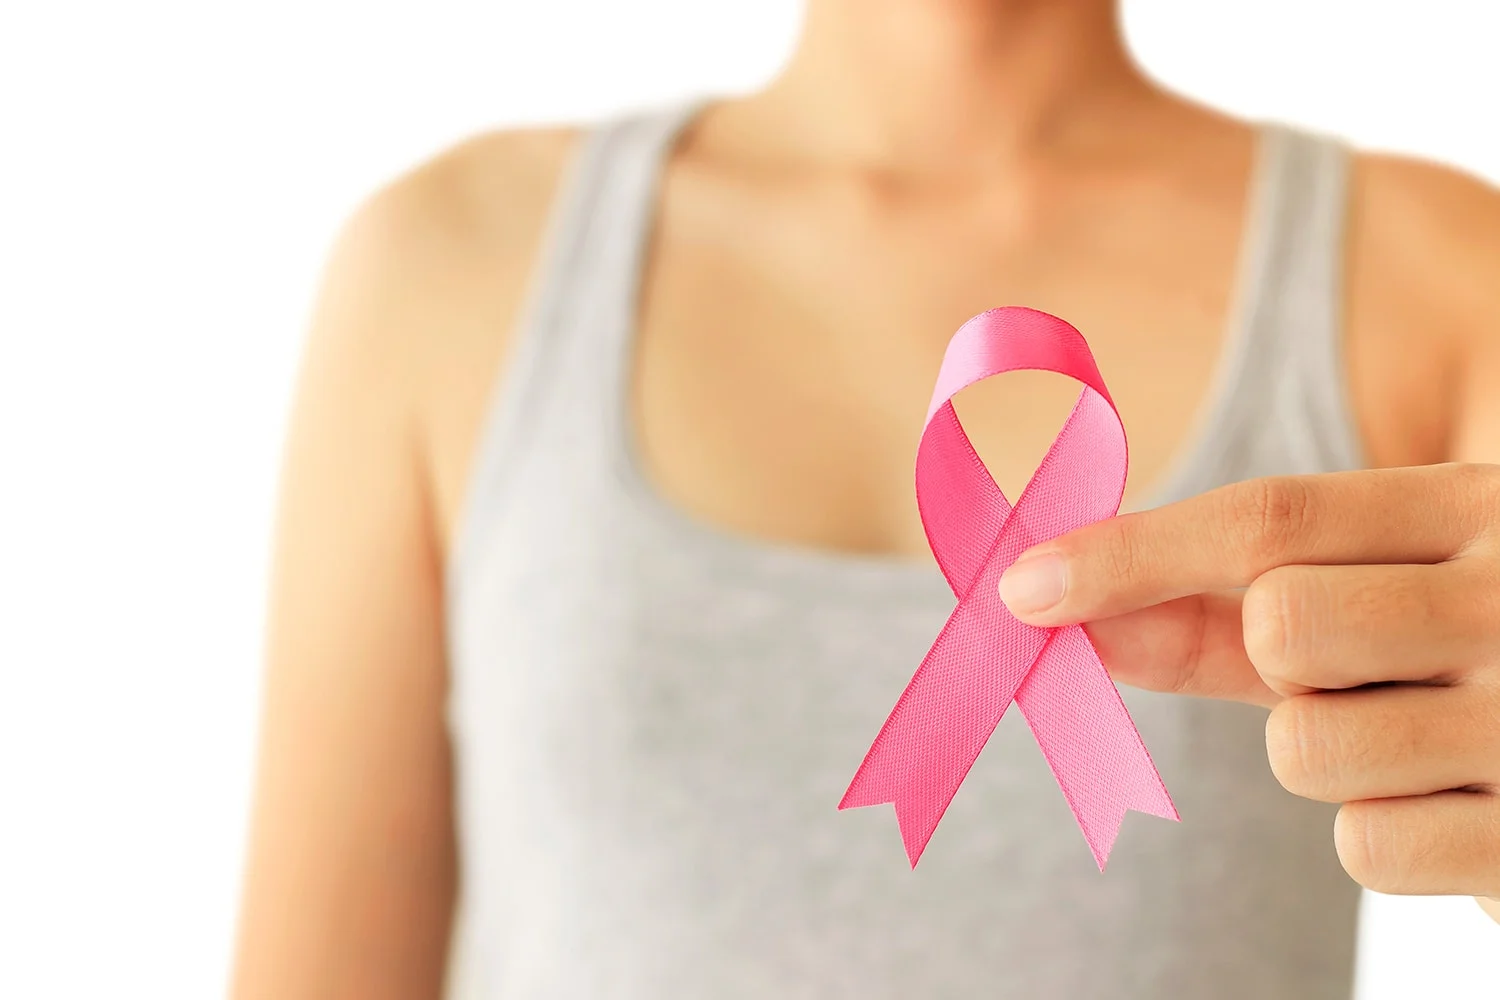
444 104 1365 1000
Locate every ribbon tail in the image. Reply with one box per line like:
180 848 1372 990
1016 624 1179 871
840 591 1050 867
838 765 962 870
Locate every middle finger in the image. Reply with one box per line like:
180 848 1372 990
1242 559 1494 695
1266 683 1500 803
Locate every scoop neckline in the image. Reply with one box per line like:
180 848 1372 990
606 100 1279 594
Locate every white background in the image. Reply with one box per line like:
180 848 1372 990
2 2 1498 997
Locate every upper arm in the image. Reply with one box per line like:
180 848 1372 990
230 127 573 999
1418 165 1500 464
1451 194 1500 462
231 176 458 1000
1348 153 1500 465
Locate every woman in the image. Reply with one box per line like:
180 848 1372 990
232 1 1500 997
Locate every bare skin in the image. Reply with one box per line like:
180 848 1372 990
232 1 1500 997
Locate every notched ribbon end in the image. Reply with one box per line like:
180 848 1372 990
839 780 947 869
1083 786 1182 872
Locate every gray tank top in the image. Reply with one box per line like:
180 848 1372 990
445 104 1367 999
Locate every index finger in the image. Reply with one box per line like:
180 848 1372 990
998 464 1497 626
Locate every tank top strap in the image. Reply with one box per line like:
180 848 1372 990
1159 123 1366 503
1246 124 1365 471
449 102 698 591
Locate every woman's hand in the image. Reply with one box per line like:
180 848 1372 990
998 465 1500 919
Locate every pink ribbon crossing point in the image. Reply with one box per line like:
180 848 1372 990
839 307 1178 870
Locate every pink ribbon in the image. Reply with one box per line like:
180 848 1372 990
840 307 1178 869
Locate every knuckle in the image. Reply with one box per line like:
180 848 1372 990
1265 699 1329 800
1335 803 1398 892
1467 562 1500 629
1480 806 1500 890
1458 462 1500 499
1267 695 1398 803
1371 570 1433 628
1241 569 1301 682
1100 523 1146 592
1418 564 1498 653
1230 477 1313 572
1336 802 1440 895
1454 463 1500 537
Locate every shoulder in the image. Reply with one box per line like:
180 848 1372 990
1349 151 1500 338
1340 147 1500 465
319 126 581 344
300 125 586 548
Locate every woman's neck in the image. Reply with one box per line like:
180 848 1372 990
728 0 1152 174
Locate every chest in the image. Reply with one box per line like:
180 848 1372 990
445 450 1359 998
629 162 1249 559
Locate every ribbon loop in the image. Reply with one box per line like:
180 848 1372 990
840 307 1178 869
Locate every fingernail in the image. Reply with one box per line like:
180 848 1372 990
999 553 1067 615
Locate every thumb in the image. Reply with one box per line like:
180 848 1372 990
1082 591 1281 709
